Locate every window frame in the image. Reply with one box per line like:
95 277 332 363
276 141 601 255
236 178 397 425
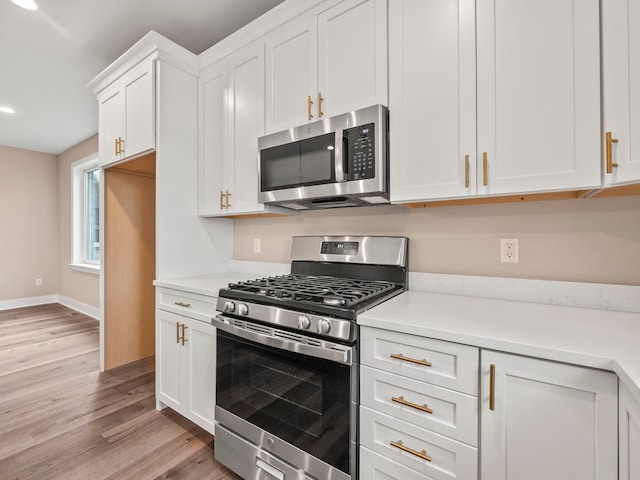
71 154 101 275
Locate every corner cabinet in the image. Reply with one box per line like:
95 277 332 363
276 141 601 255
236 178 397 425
389 0 601 204
481 350 618 480
602 0 640 187
265 0 387 133
96 59 155 168
156 289 217 434
199 41 289 217
620 382 640 480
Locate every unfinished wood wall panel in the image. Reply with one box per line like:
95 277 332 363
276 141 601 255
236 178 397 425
104 156 156 370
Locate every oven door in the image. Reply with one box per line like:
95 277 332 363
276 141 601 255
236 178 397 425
214 316 355 480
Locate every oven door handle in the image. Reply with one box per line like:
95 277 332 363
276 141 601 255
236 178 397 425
213 316 352 365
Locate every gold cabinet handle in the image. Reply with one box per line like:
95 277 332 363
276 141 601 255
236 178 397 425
317 92 324 117
489 363 496 411
464 154 470 188
606 131 619 173
307 95 314 120
220 191 225 209
391 396 433 414
390 440 432 462
176 321 180 344
115 138 119 155
119 137 124 154
390 353 432 367
174 301 191 307
482 152 488 186
181 324 188 346
225 190 231 208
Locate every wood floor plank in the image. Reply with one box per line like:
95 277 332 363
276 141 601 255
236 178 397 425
0 303 241 480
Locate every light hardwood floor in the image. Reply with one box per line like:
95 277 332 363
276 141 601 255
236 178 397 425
0 303 241 480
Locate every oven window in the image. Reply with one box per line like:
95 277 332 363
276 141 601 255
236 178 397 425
260 132 335 191
216 329 351 474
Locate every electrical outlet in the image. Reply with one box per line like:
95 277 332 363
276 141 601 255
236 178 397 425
500 238 519 263
35 278 43 286
253 238 261 254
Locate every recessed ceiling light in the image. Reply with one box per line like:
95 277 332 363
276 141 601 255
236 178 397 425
10 0 38 11
0 106 16 114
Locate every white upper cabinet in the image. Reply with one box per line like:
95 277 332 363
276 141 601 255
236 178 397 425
390 0 601 203
265 0 387 134
620 382 640 480
96 60 155 168
199 41 288 217
481 350 618 480
602 0 640 186
476 0 601 195
389 0 476 203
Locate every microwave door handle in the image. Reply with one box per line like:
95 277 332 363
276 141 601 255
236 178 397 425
334 130 346 182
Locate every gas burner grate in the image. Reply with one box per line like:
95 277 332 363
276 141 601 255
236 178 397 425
228 274 397 308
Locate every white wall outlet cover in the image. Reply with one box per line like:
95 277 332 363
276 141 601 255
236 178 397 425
500 238 520 263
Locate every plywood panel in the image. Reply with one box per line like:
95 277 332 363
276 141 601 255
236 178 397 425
104 164 156 370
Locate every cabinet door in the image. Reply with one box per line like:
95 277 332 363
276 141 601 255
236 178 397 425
156 310 186 411
317 0 387 118
265 18 317 133
227 42 265 214
476 0 600 195
123 61 155 159
98 85 124 168
602 0 640 186
481 351 617 480
198 61 228 215
389 0 476 203
185 318 216 433
620 382 640 480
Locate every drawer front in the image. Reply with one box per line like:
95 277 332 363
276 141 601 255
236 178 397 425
360 406 478 480
360 446 436 480
361 366 478 446
361 327 479 395
157 288 217 322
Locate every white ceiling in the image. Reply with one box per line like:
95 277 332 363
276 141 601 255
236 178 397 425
0 0 285 155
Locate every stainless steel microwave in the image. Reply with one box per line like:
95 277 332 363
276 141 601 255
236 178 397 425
258 104 389 210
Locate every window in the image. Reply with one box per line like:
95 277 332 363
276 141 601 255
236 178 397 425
72 154 100 274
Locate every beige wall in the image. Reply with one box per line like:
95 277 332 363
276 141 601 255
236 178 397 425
0 145 59 300
57 135 100 308
233 195 640 286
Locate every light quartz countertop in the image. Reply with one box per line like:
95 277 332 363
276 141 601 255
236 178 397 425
154 272 261 297
358 289 640 402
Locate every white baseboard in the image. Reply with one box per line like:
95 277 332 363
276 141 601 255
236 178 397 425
56 295 100 320
0 294 100 320
0 295 59 311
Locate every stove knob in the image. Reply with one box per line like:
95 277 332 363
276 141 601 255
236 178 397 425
298 315 311 330
317 319 331 335
223 301 235 313
237 303 249 316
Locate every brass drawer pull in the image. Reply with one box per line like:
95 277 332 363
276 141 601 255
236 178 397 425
220 190 225 209
176 321 180 344
174 301 191 307
225 190 231 208
390 353 432 367
606 131 619 173
180 324 188 346
317 92 324 117
482 151 488 186
464 154 470 188
489 364 496 411
390 440 432 462
307 95 314 120
391 396 433 414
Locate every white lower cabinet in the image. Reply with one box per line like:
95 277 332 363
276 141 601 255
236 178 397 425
156 305 216 434
480 350 618 480
360 327 479 480
620 382 640 480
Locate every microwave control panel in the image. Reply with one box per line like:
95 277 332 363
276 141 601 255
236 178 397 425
344 123 375 181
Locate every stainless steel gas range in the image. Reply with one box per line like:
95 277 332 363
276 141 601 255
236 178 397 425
212 235 408 480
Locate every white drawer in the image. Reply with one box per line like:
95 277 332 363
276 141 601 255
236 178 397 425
360 365 478 446
360 406 478 480
360 446 437 480
361 326 479 395
156 288 217 322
